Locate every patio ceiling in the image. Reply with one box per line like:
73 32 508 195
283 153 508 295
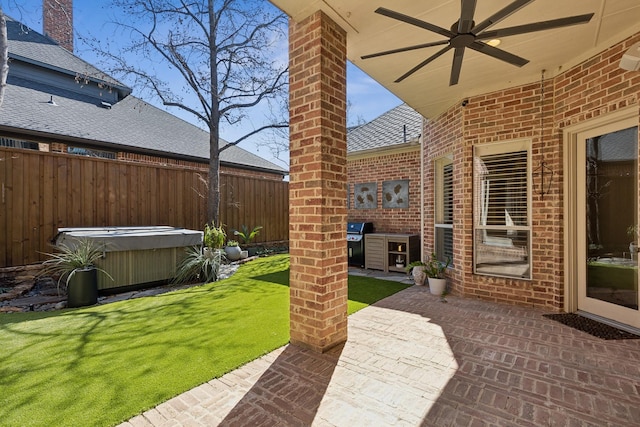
271 0 640 118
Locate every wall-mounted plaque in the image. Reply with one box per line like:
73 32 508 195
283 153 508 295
354 182 377 209
382 180 409 208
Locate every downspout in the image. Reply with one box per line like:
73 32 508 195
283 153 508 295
419 129 425 261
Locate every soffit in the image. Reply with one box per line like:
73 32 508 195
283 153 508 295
272 0 640 118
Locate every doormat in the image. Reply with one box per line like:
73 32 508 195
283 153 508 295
543 313 640 340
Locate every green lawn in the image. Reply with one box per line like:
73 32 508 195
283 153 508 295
0 254 409 427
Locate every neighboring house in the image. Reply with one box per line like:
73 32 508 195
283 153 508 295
347 103 423 234
0 6 290 271
0 12 287 180
272 0 640 345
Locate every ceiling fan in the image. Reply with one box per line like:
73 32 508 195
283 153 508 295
361 0 594 86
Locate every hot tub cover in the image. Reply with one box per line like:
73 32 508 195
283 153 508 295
55 226 203 252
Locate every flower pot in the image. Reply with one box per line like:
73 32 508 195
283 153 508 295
412 267 426 286
67 267 98 308
225 245 242 261
428 277 447 296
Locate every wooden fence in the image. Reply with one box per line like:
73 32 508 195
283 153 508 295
0 147 289 268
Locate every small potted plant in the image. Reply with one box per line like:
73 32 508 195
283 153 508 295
224 240 242 261
41 238 112 308
424 252 451 296
203 222 226 258
405 260 427 285
233 225 263 257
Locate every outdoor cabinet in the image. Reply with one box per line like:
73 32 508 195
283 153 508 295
365 234 386 271
365 233 420 272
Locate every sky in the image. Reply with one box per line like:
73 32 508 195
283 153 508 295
2 0 403 169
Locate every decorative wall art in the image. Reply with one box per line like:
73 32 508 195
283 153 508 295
382 180 409 208
354 182 377 209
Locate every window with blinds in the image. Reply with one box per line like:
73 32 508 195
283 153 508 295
68 146 116 159
0 136 39 150
435 157 453 264
473 141 531 279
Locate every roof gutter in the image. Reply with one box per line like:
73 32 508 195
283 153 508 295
8 53 132 98
347 138 421 160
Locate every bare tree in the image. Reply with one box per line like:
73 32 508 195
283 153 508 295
88 0 288 225
0 7 8 107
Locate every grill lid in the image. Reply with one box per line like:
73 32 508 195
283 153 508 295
347 222 374 234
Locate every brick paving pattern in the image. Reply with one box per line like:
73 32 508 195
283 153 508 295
120 286 640 426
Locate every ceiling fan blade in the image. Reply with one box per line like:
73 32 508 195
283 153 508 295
361 40 449 60
472 0 533 34
395 45 452 83
450 47 466 86
458 0 477 33
477 13 594 39
375 7 455 39
469 41 529 67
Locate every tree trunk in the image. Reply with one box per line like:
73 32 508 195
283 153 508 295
208 131 220 225
0 8 8 108
207 0 221 226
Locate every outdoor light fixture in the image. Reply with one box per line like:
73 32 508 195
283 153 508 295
486 39 501 47
619 41 640 71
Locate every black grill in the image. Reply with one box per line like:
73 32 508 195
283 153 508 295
347 222 373 268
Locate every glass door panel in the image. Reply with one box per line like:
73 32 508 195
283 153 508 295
579 124 639 327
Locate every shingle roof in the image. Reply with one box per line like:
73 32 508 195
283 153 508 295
6 17 128 92
1 16 287 175
347 104 423 153
1 76 285 173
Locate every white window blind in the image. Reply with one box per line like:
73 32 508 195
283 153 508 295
474 142 531 279
435 157 453 263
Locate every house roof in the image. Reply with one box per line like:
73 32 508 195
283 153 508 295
6 17 129 96
270 1 640 119
347 104 423 153
1 16 287 176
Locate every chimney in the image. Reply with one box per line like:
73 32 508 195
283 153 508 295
43 0 73 52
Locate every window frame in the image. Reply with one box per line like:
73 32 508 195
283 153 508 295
434 155 454 265
473 140 532 280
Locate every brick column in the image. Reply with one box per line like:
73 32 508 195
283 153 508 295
288 11 348 352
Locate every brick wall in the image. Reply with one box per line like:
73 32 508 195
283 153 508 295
423 31 640 310
43 0 73 52
347 147 422 234
43 142 283 180
288 11 348 352
423 106 465 288
117 152 283 180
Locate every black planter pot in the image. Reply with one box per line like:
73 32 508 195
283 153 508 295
67 268 98 308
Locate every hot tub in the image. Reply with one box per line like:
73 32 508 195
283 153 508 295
54 226 203 292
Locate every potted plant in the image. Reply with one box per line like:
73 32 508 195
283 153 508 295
224 240 242 261
405 260 427 285
203 222 226 258
41 238 112 308
233 225 262 256
424 252 451 296
233 225 263 244
627 225 638 261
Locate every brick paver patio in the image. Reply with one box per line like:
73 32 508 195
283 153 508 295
120 285 640 426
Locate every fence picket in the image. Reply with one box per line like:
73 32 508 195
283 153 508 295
0 147 288 268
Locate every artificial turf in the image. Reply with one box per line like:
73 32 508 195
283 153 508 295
0 254 409 426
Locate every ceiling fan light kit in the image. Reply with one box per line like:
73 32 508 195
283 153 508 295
362 0 594 86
